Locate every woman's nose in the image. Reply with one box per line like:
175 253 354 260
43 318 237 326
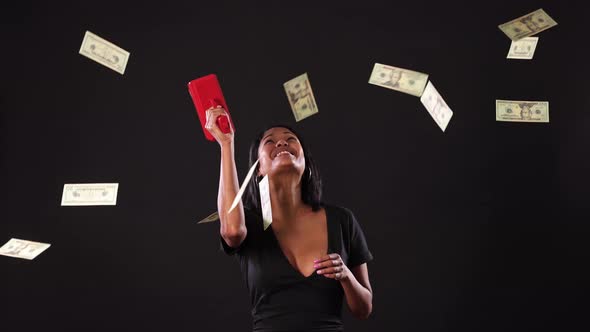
276 139 288 147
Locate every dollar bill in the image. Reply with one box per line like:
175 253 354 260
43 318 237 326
498 9 557 41
420 81 453 132
369 63 429 97
228 160 260 213
0 238 51 260
496 100 549 123
197 211 219 224
79 31 130 74
283 73 319 122
507 37 539 60
259 175 272 230
61 183 119 206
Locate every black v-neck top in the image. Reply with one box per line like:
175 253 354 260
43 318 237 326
220 204 373 332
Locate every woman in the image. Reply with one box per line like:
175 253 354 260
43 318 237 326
206 106 373 332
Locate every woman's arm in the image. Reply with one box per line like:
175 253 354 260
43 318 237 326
205 107 246 248
341 263 372 319
315 255 373 319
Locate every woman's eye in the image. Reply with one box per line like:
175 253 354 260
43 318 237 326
287 137 297 141
264 140 274 145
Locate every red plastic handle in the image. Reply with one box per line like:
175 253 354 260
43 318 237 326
217 115 230 133
208 99 231 134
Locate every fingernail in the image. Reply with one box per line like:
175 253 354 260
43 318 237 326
313 264 319 268
317 270 323 274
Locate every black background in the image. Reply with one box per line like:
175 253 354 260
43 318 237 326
1 1 589 331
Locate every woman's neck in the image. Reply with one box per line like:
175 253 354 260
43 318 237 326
269 175 306 226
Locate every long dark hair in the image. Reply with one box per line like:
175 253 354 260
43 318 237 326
243 124 323 212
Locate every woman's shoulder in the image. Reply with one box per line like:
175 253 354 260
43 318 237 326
322 203 357 224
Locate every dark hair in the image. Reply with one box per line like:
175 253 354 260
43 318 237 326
244 124 323 212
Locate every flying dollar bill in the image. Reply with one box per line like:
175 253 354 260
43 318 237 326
228 160 260 213
420 81 453 132
259 175 272 230
79 31 130 74
498 9 557 41
496 100 549 123
368 63 429 97
61 183 119 206
0 238 51 260
283 73 319 122
197 211 219 224
507 37 539 60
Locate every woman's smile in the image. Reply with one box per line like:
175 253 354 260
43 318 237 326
275 150 294 159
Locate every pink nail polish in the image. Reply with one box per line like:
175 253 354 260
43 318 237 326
317 270 322 274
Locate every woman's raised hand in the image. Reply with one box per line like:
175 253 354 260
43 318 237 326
205 105 234 147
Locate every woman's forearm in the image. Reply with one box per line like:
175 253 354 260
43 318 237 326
341 267 373 319
218 141 246 245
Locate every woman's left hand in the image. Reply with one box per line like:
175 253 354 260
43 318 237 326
314 253 350 281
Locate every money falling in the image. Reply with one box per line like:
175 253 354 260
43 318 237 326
368 63 429 97
496 100 549 123
197 211 220 224
507 37 539 60
283 73 319 122
228 160 260 214
79 31 130 74
259 175 273 230
61 183 119 206
498 8 557 41
420 81 453 132
0 238 51 260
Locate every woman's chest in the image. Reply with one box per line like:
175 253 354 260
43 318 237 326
275 226 328 277
244 220 351 287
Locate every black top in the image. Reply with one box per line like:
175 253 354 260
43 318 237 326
220 204 374 332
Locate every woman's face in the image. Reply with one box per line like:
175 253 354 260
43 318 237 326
257 127 306 179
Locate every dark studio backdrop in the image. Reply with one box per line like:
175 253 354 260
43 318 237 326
1 1 588 331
